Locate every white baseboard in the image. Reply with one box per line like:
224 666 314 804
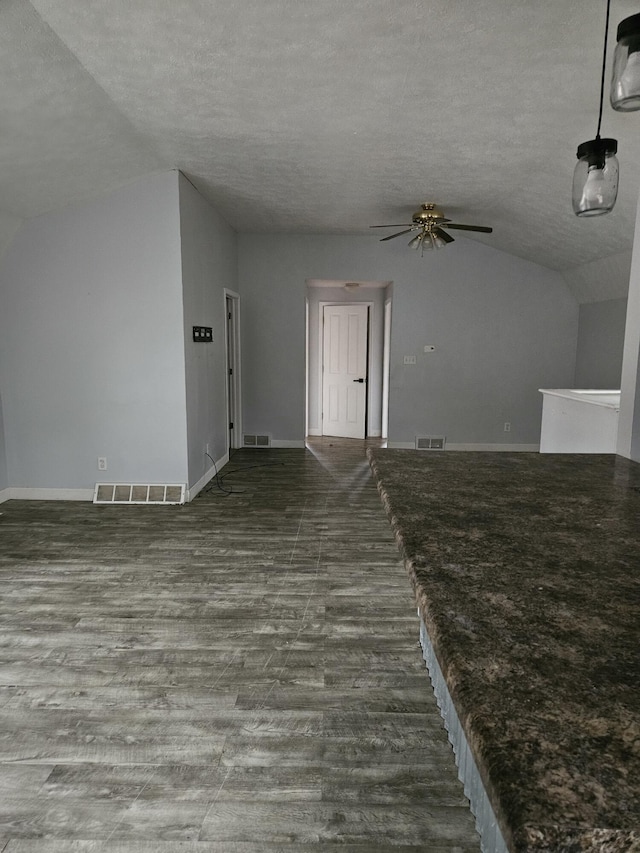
270 440 306 448
306 428 322 437
0 488 10 505
187 452 229 502
387 441 539 452
368 429 382 437
447 443 540 452
6 487 94 501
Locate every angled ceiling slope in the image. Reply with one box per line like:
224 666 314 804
0 0 639 287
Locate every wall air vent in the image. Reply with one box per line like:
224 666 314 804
93 484 185 505
243 434 271 448
415 435 446 451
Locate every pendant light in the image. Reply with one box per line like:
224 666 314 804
573 0 619 217
611 13 640 110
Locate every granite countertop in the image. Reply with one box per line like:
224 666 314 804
367 450 640 853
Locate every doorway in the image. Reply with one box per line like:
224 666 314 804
305 280 392 440
224 289 242 452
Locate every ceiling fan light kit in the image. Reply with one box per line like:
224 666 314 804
408 230 446 254
611 13 640 111
371 203 492 256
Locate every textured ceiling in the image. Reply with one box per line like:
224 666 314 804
2 0 640 293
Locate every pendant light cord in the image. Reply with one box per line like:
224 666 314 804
596 0 612 139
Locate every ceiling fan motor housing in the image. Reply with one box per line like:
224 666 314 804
412 203 445 225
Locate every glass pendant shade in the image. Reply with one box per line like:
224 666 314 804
572 138 619 216
611 14 640 111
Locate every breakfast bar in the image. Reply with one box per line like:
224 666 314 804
368 448 640 853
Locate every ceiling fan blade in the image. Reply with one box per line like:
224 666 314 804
444 223 493 233
380 228 415 242
370 224 414 228
434 227 455 244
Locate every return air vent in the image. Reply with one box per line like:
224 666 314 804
415 435 446 451
243 434 271 448
93 484 185 505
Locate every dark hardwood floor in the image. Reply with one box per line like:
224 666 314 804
0 437 481 851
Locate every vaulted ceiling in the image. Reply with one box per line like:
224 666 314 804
2 0 639 300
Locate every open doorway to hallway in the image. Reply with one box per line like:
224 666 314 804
305 279 392 440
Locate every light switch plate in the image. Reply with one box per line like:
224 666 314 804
193 326 213 342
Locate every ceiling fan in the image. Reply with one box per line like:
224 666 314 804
371 203 493 255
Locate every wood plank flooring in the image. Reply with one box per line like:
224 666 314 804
0 438 481 852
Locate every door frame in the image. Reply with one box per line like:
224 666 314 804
224 289 242 450
381 296 392 440
318 301 374 437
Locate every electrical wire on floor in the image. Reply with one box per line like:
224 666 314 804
204 451 235 495
204 452 286 497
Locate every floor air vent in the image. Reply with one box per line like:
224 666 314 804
243 434 271 448
415 436 446 450
93 484 185 505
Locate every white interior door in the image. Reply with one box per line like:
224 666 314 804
322 304 368 438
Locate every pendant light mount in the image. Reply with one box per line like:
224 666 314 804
576 137 618 167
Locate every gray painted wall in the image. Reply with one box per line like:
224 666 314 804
0 392 7 492
178 174 238 486
239 234 578 446
574 298 627 389
0 213 21 267
307 285 386 436
618 186 640 462
0 171 188 490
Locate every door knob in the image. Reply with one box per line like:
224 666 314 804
353 378 365 383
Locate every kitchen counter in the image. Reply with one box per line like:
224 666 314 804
367 448 640 853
